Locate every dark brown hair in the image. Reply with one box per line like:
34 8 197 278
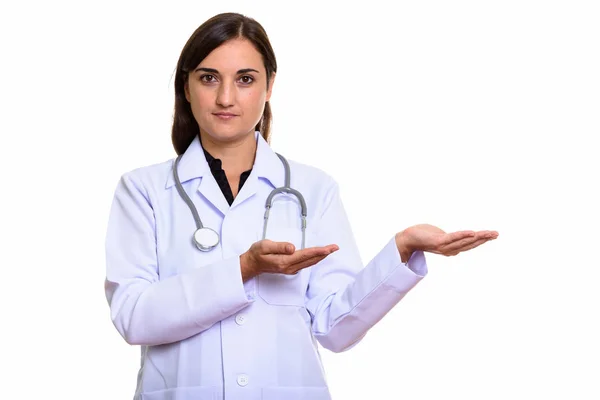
171 12 277 155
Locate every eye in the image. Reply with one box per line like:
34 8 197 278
200 74 216 83
239 75 254 84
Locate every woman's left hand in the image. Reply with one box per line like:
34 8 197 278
395 224 498 262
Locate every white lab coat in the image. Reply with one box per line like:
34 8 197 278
105 131 428 400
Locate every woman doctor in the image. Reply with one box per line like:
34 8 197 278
105 12 498 400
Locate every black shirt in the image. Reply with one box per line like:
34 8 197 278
201 144 252 206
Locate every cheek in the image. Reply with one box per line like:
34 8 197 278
242 90 266 112
198 91 212 106
189 86 212 109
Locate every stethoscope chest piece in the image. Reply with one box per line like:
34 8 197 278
193 227 220 251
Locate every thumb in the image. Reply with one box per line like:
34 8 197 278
270 241 295 255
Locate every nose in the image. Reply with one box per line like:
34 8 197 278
216 80 236 107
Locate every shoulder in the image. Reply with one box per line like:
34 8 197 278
115 158 175 198
286 158 337 188
284 158 341 210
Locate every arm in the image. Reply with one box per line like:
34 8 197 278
305 181 428 353
104 173 253 346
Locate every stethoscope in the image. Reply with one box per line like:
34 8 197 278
173 152 307 252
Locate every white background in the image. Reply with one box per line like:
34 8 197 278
1 0 598 399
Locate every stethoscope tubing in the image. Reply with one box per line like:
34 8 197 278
173 151 307 251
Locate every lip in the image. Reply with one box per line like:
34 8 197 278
213 112 238 120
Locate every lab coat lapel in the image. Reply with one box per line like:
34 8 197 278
232 174 258 208
165 136 231 216
197 174 230 216
232 131 285 208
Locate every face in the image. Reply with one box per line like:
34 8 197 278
185 38 275 143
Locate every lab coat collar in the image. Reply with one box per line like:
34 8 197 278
164 134 209 189
165 131 285 214
165 131 283 188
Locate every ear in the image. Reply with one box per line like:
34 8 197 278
265 72 276 102
184 80 190 102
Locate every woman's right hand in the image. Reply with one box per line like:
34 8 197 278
240 240 339 281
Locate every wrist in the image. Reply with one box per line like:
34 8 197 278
395 230 413 264
240 252 259 282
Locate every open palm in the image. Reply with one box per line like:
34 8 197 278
402 224 498 257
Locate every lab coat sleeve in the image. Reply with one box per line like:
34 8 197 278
305 180 428 353
104 173 252 346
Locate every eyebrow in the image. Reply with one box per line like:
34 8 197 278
193 67 260 74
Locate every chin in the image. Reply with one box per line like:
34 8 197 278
203 124 255 142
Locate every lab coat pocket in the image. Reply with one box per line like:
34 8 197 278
257 227 308 306
262 386 331 400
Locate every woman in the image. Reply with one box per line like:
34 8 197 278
105 12 498 400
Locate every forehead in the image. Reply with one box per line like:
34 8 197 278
198 39 265 72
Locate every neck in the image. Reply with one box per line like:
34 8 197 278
199 131 257 173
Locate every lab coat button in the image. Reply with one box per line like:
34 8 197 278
235 314 247 325
237 374 249 386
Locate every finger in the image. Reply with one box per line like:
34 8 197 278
308 244 339 252
288 245 339 263
450 238 490 254
441 235 481 253
260 240 296 255
478 230 499 240
264 245 338 271
287 254 329 274
439 231 476 246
